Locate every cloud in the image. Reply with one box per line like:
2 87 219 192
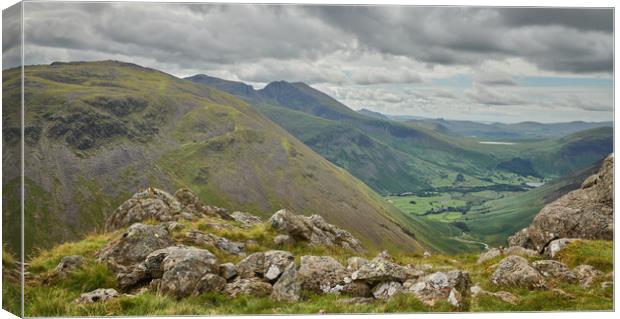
464 84 526 106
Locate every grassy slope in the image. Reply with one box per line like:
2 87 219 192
18 215 613 316
2 61 458 256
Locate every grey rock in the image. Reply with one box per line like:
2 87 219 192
219 262 238 280
271 263 300 302
105 188 184 230
404 270 471 308
350 256 408 284
477 246 538 264
346 257 369 272
543 238 579 258
97 223 173 266
269 209 365 253
231 211 263 228
297 255 346 293
263 250 294 281
372 281 402 299
194 274 227 294
236 252 265 278
273 234 293 246
224 277 273 297
55 255 83 274
574 264 603 288
186 230 245 256
532 260 577 283
75 288 120 304
490 256 546 288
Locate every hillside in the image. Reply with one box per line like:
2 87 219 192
3 61 449 256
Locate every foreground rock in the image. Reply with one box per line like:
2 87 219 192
225 277 272 297
271 263 301 302
470 285 518 305
508 154 613 252
574 265 603 288
490 256 546 288
55 255 84 275
269 209 365 253
350 255 408 284
75 288 120 304
532 260 577 283
543 238 579 258
297 255 346 293
186 230 245 256
403 271 471 308
97 223 174 267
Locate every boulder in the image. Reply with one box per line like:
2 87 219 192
350 256 408 284
372 281 402 300
532 260 577 283
186 230 245 256
263 250 294 281
224 277 273 297
490 256 546 288
105 188 186 230
337 297 375 305
219 263 238 280
271 263 300 302
97 223 174 266
231 211 263 228
236 252 266 278
543 238 579 258
477 246 538 264
55 255 83 274
297 255 346 293
508 154 613 252
75 288 120 304
269 209 365 253
404 270 471 308
145 246 219 298
574 265 602 288
194 274 227 294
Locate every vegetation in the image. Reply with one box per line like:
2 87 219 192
16 212 613 316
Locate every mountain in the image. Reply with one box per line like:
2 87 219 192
407 118 613 140
3 61 454 255
187 75 504 194
186 74 612 194
357 108 390 120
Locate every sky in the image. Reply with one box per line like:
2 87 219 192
2 2 614 123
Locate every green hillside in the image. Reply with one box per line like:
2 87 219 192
2 61 465 256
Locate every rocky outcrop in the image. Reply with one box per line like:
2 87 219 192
350 255 408 284
297 255 346 293
269 209 365 253
490 256 546 288
372 281 402 300
508 154 613 252
174 188 233 220
194 274 227 294
224 277 273 297
263 250 294 281
543 238 579 258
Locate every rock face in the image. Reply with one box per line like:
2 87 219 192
269 209 365 253
263 250 294 281
490 256 546 288
297 255 346 293
508 154 613 252
403 271 471 308
97 223 174 266
75 288 120 304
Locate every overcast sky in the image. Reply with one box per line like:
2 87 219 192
3 2 614 123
